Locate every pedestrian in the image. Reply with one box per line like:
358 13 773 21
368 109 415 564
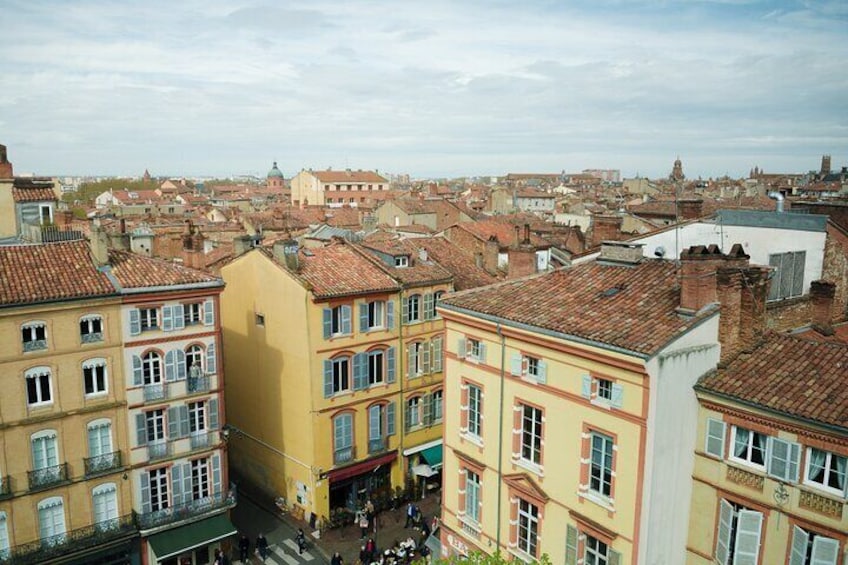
412 505 422 530
296 528 307 555
331 551 344 565
214 548 222 565
365 537 377 563
421 515 431 538
256 532 269 562
365 499 376 533
239 534 251 563
359 510 369 539
404 502 415 528
359 544 369 565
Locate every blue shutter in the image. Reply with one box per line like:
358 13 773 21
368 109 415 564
716 499 733 565
611 383 624 408
423 293 434 320
173 304 185 330
387 402 396 436
140 472 151 514
168 407 179 439
353 353 367 390
204 298 214 326
705 418 727 459
402 297 409 325
432 337 443 373
386 300 395 330
181 463 192 503
581 374 592 399
132 355 143 386
536 360 547 384
209 398 219 430
179 405 189 437
565 524 578 565
341 305 352 335
360 303 369 333
457 338 466 359
171 465 183 506
386 347 396 383
129 309 140 336
478 343 487 363
323 360 334 398
165 350 176 382
510 353 523 376
323 308 332 339
136 413 147 446
212 453 222 495
206 342 216 374
407 344 416 378
162 305 173 332
176 349 186 380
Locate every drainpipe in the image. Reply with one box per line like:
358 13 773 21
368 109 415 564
495 322 506 553
767 191 784 213
398 290 406 484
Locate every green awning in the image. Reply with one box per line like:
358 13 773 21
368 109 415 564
148 514 236 561
420 444 443 469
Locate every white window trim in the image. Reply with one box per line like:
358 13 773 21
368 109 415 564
25 366 53 407
728 426 768 471
82 358 108 396
802 447 848 498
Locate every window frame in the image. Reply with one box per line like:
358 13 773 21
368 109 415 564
21 321 48 352
407 294 421 322
79 315 104 343
141 351 163 385
83 358 108 397
465 469 481 524
191 457 211 500
331 356 351 394
367 349 385 386
467 384 482 438
589 431 614 499
519 403 543 468
367 300 385 330
729 425 767 470
584 534 611 565
139 307 159 332
183 302 202 326
148 467 170 512
25 366 53 407
516 498 539 559
468 338 483 362
803 447 847 497
431 389 443 423
333 412 354 463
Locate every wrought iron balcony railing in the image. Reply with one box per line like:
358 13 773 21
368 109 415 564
28 463 68 492
190 432 211 450
22 339 47 352
137 487 237 531
334 446 355 465
148 441 171 461
5 512 136 565
143 382 168 402
84 450 122 477
187 375 211 393
0 475 11 500
368 437 386 454
80 332 104 344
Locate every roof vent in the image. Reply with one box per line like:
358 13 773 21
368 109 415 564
599 241 645 265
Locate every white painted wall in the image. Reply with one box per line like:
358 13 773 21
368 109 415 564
640 315 721 565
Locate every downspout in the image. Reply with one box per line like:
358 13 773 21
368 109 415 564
495 322 506 553
398 289 406 482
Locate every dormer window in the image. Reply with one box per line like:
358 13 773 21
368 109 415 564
22 322 47 352
394 256 409 268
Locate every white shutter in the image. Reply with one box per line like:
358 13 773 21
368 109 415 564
733 509 763 565
203 298 214 326
810 535 839 565
715 499 733 565
789 526 809 565
610 383 624 408
564 525 578 565
162 305 173 332
767 436 799 481
457 338 466 359
510 353 523 376
173 304 185 330
581 374 592 399
706 418 727 459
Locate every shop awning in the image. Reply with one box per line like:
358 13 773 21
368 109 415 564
411 464 438 478
148 514 236 561
327 451 397 483
420 444 443 469
402 438 441 457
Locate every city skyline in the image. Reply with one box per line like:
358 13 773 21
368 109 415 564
1 0 846 179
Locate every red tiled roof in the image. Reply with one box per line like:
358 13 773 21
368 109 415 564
312 170 387 183
697 332 848 429
412 237 498 290
0 241 116 306
12 183 57 203
457 220 551 249
357 239 452 287
108 249 222 289
441 259 709 356
793 322 848 345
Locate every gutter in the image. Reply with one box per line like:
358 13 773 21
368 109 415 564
119 280 224 294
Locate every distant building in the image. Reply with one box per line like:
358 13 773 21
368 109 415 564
671 156 685 181
289 168 388 208
266 161 285 191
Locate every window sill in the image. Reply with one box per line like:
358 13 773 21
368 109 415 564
513 458 544 477
800 481 846 501
85 392 108 399
590 397 612 409
578 491 615 512
508 548 536 564
461 433 483 447
726 458 766 474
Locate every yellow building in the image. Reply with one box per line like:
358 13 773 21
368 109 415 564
437 243 753 564
0 241 137 563
289 168 388 208
687 328 848 565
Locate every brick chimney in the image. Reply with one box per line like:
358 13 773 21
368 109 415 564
678 198 704 220
0 144 13 178
182 220 205 269
590 214 623 248
716 267 743 364
678 244 725 313
810 280 836 336
737 266 770 353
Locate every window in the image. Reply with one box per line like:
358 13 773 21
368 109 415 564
184 303 202 325
80 315 103 343
395 256 409 267
32 431 59 473
0 512 9 560
468 338 485 362
511 353 547 383
22 322 47 352
255 314 265 326
407 397 421 428
590 432 614 498
191 458 210 499
714 499 763 565
730 426 766 469
323 305 352 338
186 345 204 377
87 420 113 460
432 291 444 319
431 335 443 373
38 497 66 546
83 358 108 396
148 468 170 512
597 379 613 401
39 204 53 225
768 251 806 300
405 294 420 323
139 308 159 331
367 300 384 330
92 484 119 530
25 367 52 406
581 375 623 408
368 350 384 385
515 404 543 468
585 535 611 565
516 498 539 558
464 469 481 524
565 526 621 565
408 341 430 377
790 526 841 565
145 409 166 443
431 390 443 422
139 351 163 385
333 413 354 463
332 357 350 394
466 384 482 438
804 447 847 496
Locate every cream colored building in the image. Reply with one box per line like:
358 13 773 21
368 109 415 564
290 168 388 208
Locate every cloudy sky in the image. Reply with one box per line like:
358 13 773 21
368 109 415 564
1 0 847 179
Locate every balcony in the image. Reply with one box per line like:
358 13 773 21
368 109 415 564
187 375 211 394
148 441 171 461
0 475 12 500
81 332 104 344
334 446 355 465
5 512 136 565
190 432 211 450
144 382 168 402
22 339 47 353
28 463 68 492
368 437 386 454
84 451 122 477
138 487 237 531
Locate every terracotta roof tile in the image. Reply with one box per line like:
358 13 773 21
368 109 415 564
697 332 848 429
108 249 222 289
441 259 708 356
12 182 57 203
410 237 499 290
312 170 387 183
357 239 452 287
0 241 116 306
457 220 550 249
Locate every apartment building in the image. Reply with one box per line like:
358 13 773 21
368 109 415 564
289 168 388 208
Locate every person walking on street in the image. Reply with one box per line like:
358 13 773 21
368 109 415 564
256 532 269 562
239 534 251 563
331 551 344 565
296 528 307 555
365 537 377 563
405 502 415 528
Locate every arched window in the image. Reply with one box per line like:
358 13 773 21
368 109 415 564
79 315 104 343
142 351 162 384
92 483 119 530
25 366 52 406
37 496 66 545
82 358 108 396
21 321 48 352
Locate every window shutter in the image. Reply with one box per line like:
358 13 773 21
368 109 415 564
457 338 467 359
162 305 174 332
423 293 434 320
209 398 219 430
768 254 781 301
564 524 578 565
789 526 809 565
787 441 801 483
431 337 443 373
130 309 141 336
536 360 547 384
478 343 486 363
608 549 622 565
767 436 794 481
136 413 147 446
179 405 189 437
140 472 151 514
421 394 432 426
172 465 183 506
407 344 416 378
792 251 806 297
459 384 469 433
341 305 352 335
132 355 143 386
386 300 395 330
369 405 380 440
421 344 430 374
715 499 733 565
323 360 333 398
206 342 216 374
610 383 624 408
359 303 369 333
510 353 523 376
386 347 396 383
168 407 179 439
180 463 192 503
173 304 185 330
204 298 214 326
734 509 763 565
810 535 838 565
212 453 222 495
581 374 592 399
323 309 332 339
387 402 396 436
706 418 726 459
165 350 176 382
353 353 367 390
402 297 410 324
779 253 794 299
176 349 186 380
405 402 412 430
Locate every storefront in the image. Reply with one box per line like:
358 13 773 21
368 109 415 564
146 514 237 565
404 440 443 494
327 451 397 511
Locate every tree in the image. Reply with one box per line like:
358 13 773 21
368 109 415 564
430 551 552 565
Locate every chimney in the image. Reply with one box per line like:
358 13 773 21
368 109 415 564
523 223 530 245
233 235 254 257
810 280 836 336
737 266 770 352
590 214 623 248
678 198 704 220
90 226 110 266
599 241 645 265
274 239 300 272
0 143 13 178
678 244 725 313
716 267 743 364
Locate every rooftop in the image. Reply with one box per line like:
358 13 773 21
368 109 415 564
108 249 222 289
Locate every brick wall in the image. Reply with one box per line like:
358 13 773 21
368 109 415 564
822 225 848 322
446 225 499 275
766 297 810 332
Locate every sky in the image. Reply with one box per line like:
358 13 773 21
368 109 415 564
1 0 847 180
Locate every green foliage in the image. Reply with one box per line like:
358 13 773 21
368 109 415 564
62 178 152 204
430 551 551 565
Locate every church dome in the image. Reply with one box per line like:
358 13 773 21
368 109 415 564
267 161 284 179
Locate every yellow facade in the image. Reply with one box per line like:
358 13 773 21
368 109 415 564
0 297 135 560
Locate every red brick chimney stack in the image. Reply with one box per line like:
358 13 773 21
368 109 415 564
678 245 724 313
0 144 13 178
810 280 836 336
591 214 623 248
678 199 704 220
737 266 770 353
